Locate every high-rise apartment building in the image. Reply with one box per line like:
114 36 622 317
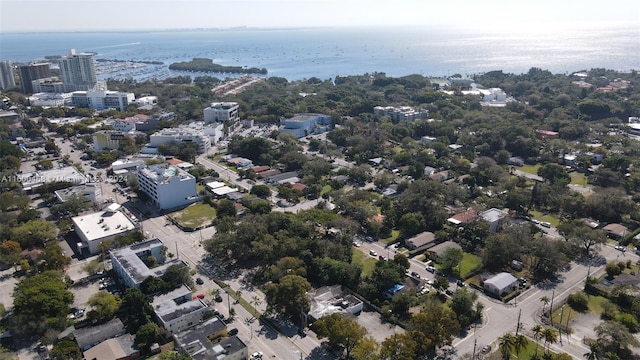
18 63 51 94
58 49 100 92
0 61 16 90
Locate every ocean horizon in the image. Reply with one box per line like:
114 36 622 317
1 25 638 81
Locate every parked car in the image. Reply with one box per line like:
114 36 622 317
228 328 238 336
369 250 377 256
196 277 204 285
615 245 627 252
410 272 421 279
426 265 436 273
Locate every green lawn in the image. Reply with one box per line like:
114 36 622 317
570 172 589 186
530 210 560 227
460 253 482 278
352 250 377 277
382 230 400 244
169 202 216 228
519 164 541 175
586 294 612 316
485 337 567 360
321 184 332 195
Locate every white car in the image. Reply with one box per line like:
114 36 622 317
369 250 378 256
251 352 263 359
615 245 627 252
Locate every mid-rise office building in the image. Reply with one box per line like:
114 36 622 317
71 90 135 111
149 124 212 154
137 163 199 210
0 61 16 90
72 204 137 255
31 77 66 93
18 63 51 94
203 102 239 123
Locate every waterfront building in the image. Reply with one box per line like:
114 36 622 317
0 61 16 90
18 63 51 94
137 163 199 210
58 49 104 92
203 102 239 123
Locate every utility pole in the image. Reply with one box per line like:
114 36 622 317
558 305 565 345
515 309 522 336
549 290 555 327
472 338 477 360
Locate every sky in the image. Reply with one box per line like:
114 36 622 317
0 0 639 32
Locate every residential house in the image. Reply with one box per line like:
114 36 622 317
603 223 629 240
483 272 518 297
404 231 436 251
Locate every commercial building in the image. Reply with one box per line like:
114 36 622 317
0 61 16 90
174 318 247 360
149 123 211 154
54 183 102 206
110 159 146 177
93 130 145 151
19 166 86 191
18 63 51 94
31 77 66 93
152 285 208 335
484 272 518 297
72 203 137 255
74 318 125 351
279 113 332 138
110 238 188 288
81 334 139 360
308 285 363 323
137 164 199 210
28 92 72 107
203 102 239 123
71 89 135 111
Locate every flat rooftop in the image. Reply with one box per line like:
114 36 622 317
20 166 87 190
153 285 207 322
110 238 187 285
72 209 136 242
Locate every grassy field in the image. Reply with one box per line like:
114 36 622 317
519 164 541 175
530 210 560 227
169 202 216 228
460 253 482 278
570 172 589 186
352 250 377 277
382 230 400 244
485 337 565 360
321 184 332 195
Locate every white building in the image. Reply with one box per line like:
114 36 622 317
203 102 239 123
479 208 508 232
71 90 135 111
0 60 15 90
152 285 208 335
110 159 145 175
132 95 158 108
110 238 187 288
484 272 518 297
54 183 103 206
374 106 428 122
72 204 137 255
149 124 212 154
279 113 332 138
19 166 86 191
28 92 72 107
58 49 104 92
137 164 199 210
31 77 66 93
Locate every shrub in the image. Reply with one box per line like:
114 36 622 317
567 292 589 312
606 263 622 278
617 313 639 333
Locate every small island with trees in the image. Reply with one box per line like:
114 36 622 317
169 58 268 74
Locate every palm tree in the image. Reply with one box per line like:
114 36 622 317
542 327 558 354
513 334 529 359
540 296 550 316
499 333 515 360
531 324 544 355
583 342 603 360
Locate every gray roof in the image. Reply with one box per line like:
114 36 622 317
484 272 517 290
174 317 240 360
74 318 125 350
428 241 461 257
